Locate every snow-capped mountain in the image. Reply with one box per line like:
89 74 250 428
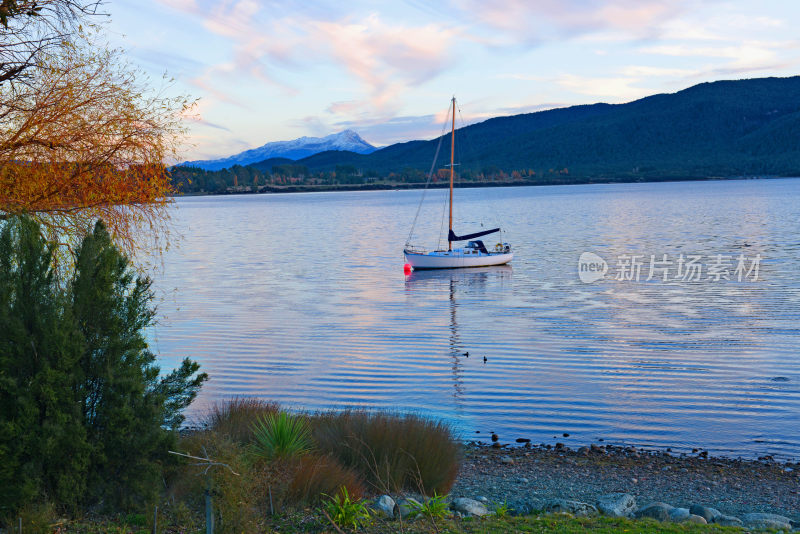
182 130 376 171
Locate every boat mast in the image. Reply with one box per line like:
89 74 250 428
448 96 455 251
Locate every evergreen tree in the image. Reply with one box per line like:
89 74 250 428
0 217 207 515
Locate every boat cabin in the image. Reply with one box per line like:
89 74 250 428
466 240 489 253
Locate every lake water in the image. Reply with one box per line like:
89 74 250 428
152 178 800 460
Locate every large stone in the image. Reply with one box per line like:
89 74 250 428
372 495 395 518
450 497 489 517
506 499 534 516
689 505 721 522
544 499 599 517
712 514 743 526
687 514 708 524
741 512 793 530
668 507 690 522
395 497 421 519
634 502 674 521
596 493 637 517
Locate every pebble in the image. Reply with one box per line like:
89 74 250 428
590 443 606 454
452 442 800 528
518 477 529 484
500 455 514 465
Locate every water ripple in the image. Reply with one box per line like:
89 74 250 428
151 179 800 459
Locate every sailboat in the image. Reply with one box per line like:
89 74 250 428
403 97 513 270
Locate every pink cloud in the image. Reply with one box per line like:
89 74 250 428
312 14 457 115
452 0 692 44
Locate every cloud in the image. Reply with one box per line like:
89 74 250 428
619 65 698 77
556 73 655 101
641 39 800 76
148 0 800 159
311 14 457 114
451 0 693 46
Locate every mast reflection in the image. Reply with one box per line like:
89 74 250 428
403 266 513 402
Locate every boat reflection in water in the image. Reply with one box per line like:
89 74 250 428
403 266 513 402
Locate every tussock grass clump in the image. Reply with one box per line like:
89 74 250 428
286 454 366 505
311 410 460 495
252 411 312 460
205 397 279 443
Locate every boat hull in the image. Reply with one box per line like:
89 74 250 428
404 249 513 269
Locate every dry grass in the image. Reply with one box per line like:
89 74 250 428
311 410 460 496
204 397 279 443
286 454 366 505
165 402 460 530
167 430 273 533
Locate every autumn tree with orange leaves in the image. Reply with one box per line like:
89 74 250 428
0 1 192 259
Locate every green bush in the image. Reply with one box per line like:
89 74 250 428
311 410 460 495
252 411 312 460
206 397 279 443
0 217 207 517
322 486 370 530
412 492 449 519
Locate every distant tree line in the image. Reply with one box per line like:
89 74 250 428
167 164 564 194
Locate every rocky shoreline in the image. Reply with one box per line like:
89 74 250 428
445 441 800 529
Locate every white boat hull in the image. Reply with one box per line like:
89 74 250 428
404 249 513 269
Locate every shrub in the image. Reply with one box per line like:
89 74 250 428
412 492 449 519
170 430 267 534
311 410 460 495
14 501 58 534
322 486 370 530
0 217 207 515
206 397 279 443
494 500 510 517
252 411 312 460
286 454 366 505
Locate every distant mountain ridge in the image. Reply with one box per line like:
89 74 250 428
249 76 800 179
182 129 376 171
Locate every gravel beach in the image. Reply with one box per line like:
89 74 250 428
451 442 800 522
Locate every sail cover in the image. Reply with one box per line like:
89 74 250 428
448 228 500 242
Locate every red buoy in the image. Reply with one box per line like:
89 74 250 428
403 263 413 274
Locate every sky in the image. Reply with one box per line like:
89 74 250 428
105 0 800 162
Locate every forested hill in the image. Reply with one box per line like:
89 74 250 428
171 76 800 193
282 76 800 179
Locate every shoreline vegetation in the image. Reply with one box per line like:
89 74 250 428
170 174 795 197
21 398 798 533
